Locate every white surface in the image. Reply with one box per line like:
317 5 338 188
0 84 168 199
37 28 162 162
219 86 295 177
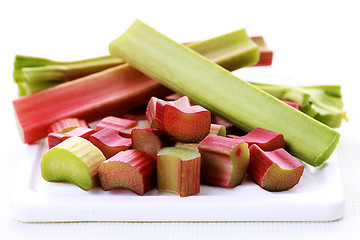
1 0 360 239
10 139 344 222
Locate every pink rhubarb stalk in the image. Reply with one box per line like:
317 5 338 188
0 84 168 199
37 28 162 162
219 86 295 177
47 127 96 148
95 116 138 133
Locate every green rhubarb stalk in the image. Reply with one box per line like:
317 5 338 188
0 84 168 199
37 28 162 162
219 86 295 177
14 26 263 144
109 19 340 167
252 83 347 128
14 55 123 96
15 34 268 96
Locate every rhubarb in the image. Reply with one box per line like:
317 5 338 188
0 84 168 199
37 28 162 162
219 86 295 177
109 20 340 166
89 128 131 159
197 134 249 188
41 136 106 190
160 103 211 142
227 127 284 151
98 149 156 195
157 147 201 197
14 27 261 144
48 117 89 133
119 120 149 138
47 127 96 148
250 36 273 66
131 128 169 157
248 144 304 191
14 55 124 96
95 116 138 133
252 83 347 128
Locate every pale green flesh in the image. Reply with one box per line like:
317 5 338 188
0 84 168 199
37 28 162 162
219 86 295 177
157 147 200 161
41 148 92 190
109 20 340 166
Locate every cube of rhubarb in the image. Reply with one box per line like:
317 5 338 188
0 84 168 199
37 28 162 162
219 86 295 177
161 104 211 142
248 144 304 191
48 118 89 133
131 128 169 157
47 127 96 148
119 120 150 138
98 149 156 195
227 127 284 151
208 124 226 137
146 96 191 128
41 137 106 191
197 134 249 188
95 116 138 133
157 147 201 197
89 128 132 159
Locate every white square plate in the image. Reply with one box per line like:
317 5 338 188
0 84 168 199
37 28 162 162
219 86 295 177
10 138 345 222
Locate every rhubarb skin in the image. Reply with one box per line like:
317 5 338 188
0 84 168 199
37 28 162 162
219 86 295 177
98 149 156 195
48 117 89 133
41 137 106 191
248 144 304 191
197 135 249 188
161 104 211 142
157 147 201 197
89 128 132 159
96 116 138 133
48 127 96 148
227 127 284 151
131 128 169 157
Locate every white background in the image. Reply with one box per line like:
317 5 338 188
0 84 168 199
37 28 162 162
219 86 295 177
1 0 360 239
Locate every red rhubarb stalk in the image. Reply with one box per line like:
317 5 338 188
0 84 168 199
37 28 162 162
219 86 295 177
13 64 172 144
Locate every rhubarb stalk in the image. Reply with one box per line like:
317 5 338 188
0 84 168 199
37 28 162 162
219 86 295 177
109 20 340 166
14 27 263 144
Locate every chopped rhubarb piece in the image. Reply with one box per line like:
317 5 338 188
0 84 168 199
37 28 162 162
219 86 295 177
41 137 106 190
95 116 137 133
158 103 211 142
131 128 169 157
146 96 191 129
119 120 149 138
250 36 273 66
227 127 284 151
98 149 156 195
47 127 96 148
157 147 201 197
248 144 304 191
48 117 89 133
198 135 249 188
208 124 226 137
89 128 132 159
283 100 301 110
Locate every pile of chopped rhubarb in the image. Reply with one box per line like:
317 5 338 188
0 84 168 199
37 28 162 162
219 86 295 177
41 96 305 196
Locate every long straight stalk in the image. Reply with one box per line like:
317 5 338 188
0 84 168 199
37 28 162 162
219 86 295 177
109 20 340 166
